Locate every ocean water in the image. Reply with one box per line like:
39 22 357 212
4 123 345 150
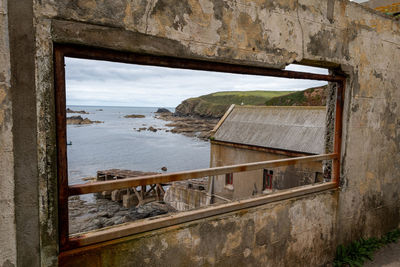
67 106 210 185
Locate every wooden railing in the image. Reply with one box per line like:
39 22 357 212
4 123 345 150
68 153 338 196
64 153 338 249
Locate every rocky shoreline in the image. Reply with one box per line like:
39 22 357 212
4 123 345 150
154 109 219 140
67 115 103 125
129 109 219 140
69 196 176 234
160 114 218 140
66 108 89 114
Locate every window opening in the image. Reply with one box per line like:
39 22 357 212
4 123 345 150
263 169 273 190
225 173 233 185
54 44 345 251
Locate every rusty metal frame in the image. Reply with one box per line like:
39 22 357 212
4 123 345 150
54 43 346 252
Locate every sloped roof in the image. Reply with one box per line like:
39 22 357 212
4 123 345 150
212 105 326 154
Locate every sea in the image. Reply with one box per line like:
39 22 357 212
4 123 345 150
67 105 210 185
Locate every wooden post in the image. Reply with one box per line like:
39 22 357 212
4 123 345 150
132 187 143 206
332 81 345 186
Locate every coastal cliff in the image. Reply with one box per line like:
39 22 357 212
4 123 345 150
168 87 327 139
175 90 293 119
174 97 228 118
265 85 328 106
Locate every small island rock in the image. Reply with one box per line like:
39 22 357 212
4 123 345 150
124 114 145 118
66 108 89 114
156 108 171 113
67 115 103 125
147 126 157 132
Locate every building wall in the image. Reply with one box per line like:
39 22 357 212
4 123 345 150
0 0 399 266
210 143 322 200
164 184 209 211
0 0 16 266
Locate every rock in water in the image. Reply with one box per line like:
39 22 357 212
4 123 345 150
66 115 103 125
80 118 93 124
161 166 167 171
156 108 171 113
67 115 84 124
147 126 157 132
124 114 145 118
66 108 89 114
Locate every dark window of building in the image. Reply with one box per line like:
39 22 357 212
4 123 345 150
225 173 233 185
263 169 273 190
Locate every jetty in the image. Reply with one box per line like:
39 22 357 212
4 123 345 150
96 169 168 208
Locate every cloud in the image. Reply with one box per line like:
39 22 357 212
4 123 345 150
65 57 329 107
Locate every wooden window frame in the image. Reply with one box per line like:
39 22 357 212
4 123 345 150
225 173 233 185
54 44 346 252
263 169 273 190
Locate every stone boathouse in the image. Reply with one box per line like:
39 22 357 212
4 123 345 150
209 105 327 201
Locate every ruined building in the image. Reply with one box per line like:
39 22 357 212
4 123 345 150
210 105 326 201
1 0 400 266
165 105 327 210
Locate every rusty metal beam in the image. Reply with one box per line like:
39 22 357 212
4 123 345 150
68 153 337 196
54 48 69 249
54 44 346 82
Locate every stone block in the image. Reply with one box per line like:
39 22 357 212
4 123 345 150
122 194 139 208
111 189 127 202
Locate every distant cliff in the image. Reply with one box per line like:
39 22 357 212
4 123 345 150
175 91 293 118
174 97 228 118
264 85 328 106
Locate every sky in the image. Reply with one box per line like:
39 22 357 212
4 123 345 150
65 57 329 107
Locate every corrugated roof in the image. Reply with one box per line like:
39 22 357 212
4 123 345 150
213 106 326 154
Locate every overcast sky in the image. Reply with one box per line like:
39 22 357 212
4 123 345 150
65 57 328 107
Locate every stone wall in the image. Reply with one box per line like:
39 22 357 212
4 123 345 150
0 0 16 266
164 183 209 211
0 0 399 266
60 191 338 267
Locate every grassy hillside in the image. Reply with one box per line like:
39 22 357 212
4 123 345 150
200 91 293 105
175 86 328 119
175 90 293 118
265 85 328 106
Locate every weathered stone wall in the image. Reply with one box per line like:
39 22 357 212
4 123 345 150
0 0 16 266
60 191 338 267
0 0 399 266
164 183 209 211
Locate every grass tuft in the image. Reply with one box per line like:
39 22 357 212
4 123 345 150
333 228 400 267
